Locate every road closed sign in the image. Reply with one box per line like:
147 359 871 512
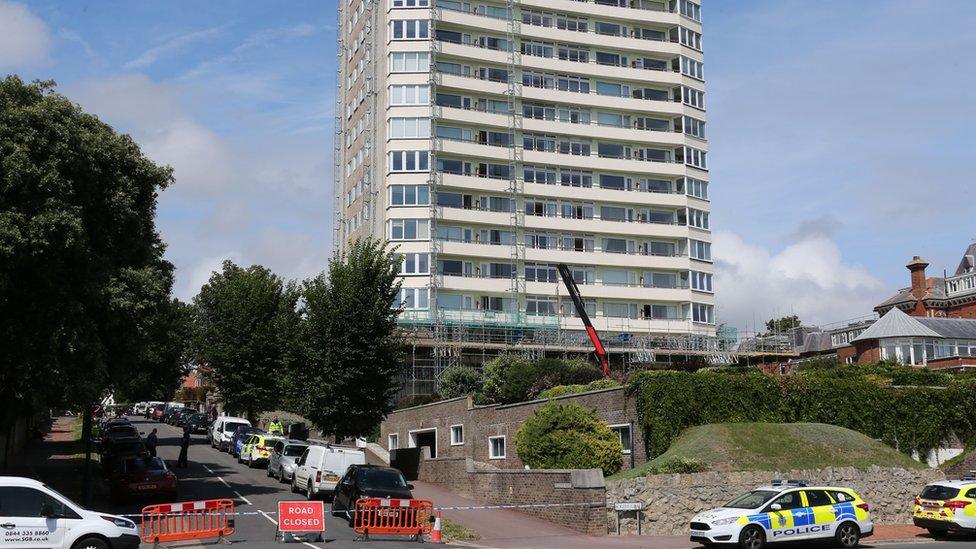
277 500 326 533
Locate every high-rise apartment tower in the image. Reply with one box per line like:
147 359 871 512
336 0 714 394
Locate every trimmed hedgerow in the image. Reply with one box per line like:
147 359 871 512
514 402 623 476
629 366 976 460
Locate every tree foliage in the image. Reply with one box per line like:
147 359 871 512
514 402 623 476
765 315 801 334
0 76 184 419
191 261 299 421
292 238 404 439
437 366 483 399
482 355 603 404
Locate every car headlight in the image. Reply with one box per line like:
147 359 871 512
712 517 740 526
283 463 295 471
102 516 136 529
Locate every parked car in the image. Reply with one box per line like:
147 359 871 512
185 412 209 434
912 480 976 537
293 445 366 501
100 437 147 477
230 427 265 458
163 408 182 425
150 404 166 421
0 476 140 549
268 440 309 483
210 416 251 451
240 434 283 468
144 401 163 419
132 402 148 415
98 424 140 452
331 465 414 522
108 456 177 502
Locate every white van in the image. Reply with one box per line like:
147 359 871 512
209 417 251 451
292 446 366 500
0 476 139 549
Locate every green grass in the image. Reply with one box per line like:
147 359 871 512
70 416 84 442
610 422 925 479
440 519 481 542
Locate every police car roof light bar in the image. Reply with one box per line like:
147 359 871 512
771 479 808 487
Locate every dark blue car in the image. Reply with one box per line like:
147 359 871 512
230 426 264 458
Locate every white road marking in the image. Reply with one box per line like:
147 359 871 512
201 463 250 505
259 510 321 549
233 490 252 505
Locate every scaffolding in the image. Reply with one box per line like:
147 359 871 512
333 2 346 250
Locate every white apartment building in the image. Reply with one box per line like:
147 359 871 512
336 0 715 384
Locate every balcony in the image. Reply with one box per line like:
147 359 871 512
946 271 976 297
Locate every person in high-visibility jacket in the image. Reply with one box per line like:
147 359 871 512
268 417 284 435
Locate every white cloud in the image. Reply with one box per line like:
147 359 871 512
0 1 51 70
123 26 222 70
714 231 887 331
177 253 241 301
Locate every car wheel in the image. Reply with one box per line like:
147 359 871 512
835 522 860 548
738 525 765 549
928 528 948 538
291 476 299 494
266 465 273 477
307 482 316 501
72 536 110 549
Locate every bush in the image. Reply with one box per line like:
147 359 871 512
437 366 483 399
514 402 623 476
645 457 707 474
536 378 622 399
482 355 603 404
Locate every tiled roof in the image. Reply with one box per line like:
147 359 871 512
917 317 976 339
955 243 976 276
852 308 941 342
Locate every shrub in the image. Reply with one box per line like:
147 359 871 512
514 402 623 476
482 355 603 404
536 378 622 399
437 366 483 399
646 457 707 474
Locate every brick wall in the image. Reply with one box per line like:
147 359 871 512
418 455 607 535
381 387 645 470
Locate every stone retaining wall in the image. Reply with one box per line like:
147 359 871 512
606 466 946 535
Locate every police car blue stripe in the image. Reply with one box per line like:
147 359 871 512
833 503 857 522
747 514 772 529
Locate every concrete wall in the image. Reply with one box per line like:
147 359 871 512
605 466 947 535
418 455 607 535
381 386 645 470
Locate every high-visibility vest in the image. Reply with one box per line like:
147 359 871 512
269 421 283 433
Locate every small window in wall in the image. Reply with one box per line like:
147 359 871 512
609 424 632 455
389 433 399 450
488 436 506 459
450 425 464 446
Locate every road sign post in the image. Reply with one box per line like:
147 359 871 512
614 501 643 535
276 500 326 543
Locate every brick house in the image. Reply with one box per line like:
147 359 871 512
380 386 646 471
875 244 976 319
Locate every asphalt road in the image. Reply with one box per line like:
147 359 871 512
113 416 456 549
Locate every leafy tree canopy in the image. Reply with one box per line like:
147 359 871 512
482 355 603 404
765 315 802 334
437 366 483 400
514 402 623 476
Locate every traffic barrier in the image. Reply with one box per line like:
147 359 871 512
141 499 235 548
352 497 433 542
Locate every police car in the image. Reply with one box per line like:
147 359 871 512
912 476 976 537
689 480 873 549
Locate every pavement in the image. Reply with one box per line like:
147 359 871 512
8 416 976 549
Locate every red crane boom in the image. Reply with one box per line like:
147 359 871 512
557 263 609 377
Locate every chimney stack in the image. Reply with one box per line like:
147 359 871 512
907 256 929 300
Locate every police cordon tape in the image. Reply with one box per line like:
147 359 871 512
120 500 601 518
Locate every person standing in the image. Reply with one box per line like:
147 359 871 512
146 428 158 457
268 417 284 436
176 425 190 468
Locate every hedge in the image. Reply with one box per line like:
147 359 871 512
514 402 623 476
629 367 976 459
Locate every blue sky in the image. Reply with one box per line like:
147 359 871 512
1 0 973 330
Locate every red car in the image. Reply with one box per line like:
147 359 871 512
110 455 177 501
151 404 166 421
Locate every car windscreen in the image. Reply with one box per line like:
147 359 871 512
920 485 960 500
224 422 248 433
284 445 308 457
724 490 779 509
358 469 408 489
190 413 206 421
125 457 166 472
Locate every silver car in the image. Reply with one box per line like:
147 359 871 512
267 439 309 483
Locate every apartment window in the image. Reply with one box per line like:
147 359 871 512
390 84 430 105
693 303 714 324
525 263 558 283
521 40 554 58
685 177 708 199
450 425 464 445
526 296 558 316
556 14 587 32
683 116 706 139
558 74 590 94
391 20 430 40
488 436 506 459
392 0 429 6
389 150 429 172
603 269 631 286
563 297 597 318
389 117 431 138
683 146 707 169
390 52 430 73
680 0 701 22
524 165 557 184
561 169 592 187
388 218 430 240
558 44 589 63
680 57 704 80
688 208 709 229
397 288 430 310
521 10 553 28
604 302 638 319
690 239 711 261
390 184 430 206
682 86 705 109
388 433 399 450
596 81 629 97
399 253 430 275
679 27 702 50
609 424 632 454
690 271 713 292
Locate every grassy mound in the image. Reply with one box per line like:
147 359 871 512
612 422 924 479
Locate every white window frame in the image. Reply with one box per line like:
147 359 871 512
388 433 399 450
608 424 632 455
450 424 464 446
389 84 430 106
488 435 506 459
390 51 430 73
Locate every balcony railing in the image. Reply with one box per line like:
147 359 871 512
436 235 687 258
433 70 675 104
946 271 976 297
433 135 680 165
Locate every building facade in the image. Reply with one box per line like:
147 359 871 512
336 0 715 393
875 245 976 319
837 308 976 371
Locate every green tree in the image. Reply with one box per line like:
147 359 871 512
437 366 483 399
765 315 802 334
482 355 603 404
113 298 193 403
0 76 181 421
191 261 299 421
295 238 404 439
514 402 623 476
